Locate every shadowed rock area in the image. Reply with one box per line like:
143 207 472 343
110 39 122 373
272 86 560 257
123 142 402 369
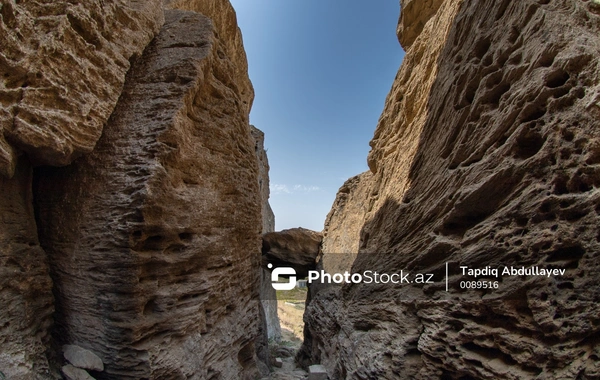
302 0 600 379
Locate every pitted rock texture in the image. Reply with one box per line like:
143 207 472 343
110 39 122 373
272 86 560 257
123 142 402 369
0 0 163 177
263 228 323 278
0 157 53 379
35 9 265 379
304 0 600 379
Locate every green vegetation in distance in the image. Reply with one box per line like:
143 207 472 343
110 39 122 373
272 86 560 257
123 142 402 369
276 286 308 302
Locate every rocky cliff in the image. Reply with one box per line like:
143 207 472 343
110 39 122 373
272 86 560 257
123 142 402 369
1 1 270 379
303 0 600 379
0 0 164 177
1 1 163 378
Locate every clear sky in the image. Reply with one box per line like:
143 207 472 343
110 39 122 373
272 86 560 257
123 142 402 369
229 0 405 231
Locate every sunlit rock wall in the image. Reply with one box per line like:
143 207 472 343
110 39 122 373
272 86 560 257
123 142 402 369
303 0 600 378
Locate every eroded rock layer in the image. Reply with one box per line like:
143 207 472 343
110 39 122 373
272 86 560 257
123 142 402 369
0 0 163 177
0 157 54 379
304 0 600 379
35 9 265 379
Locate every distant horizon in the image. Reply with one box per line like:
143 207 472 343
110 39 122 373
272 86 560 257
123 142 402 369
230 0 405 231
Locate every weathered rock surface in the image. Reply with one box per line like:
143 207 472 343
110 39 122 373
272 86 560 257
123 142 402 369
1 1 162 378
35 8 265 379
0 0 164 177
263 228 323 278
63 345 104 372
0 157 53 379
166 0 254 113
303 0 600 379
321 172 372 274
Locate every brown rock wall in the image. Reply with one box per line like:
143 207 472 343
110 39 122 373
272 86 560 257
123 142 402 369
0 0 163 177
0 157 54 379
35 9 265 379
306 0 600 378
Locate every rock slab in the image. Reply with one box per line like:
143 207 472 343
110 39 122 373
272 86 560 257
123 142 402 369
308 365 328 380
262 228 323 278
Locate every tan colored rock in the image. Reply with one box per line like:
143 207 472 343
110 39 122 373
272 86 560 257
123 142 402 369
250 125 281 342
321 172 372 274
0 0 164 177
251 126 276 234
305 0 600 378
35 9 265 379
397 0 444 50
166 0 254 114
0 157 53 379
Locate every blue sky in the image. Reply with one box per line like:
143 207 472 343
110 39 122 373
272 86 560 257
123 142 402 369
229 0 405 231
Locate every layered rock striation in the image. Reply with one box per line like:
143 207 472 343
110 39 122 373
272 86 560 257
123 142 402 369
303 0 600 379
34 7 266 379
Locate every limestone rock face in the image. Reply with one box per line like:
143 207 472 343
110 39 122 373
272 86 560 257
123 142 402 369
263 228 323 278
304 0 600 378
0 0 164 177
321 172 372 274
35 9 265 379
0 157 53 379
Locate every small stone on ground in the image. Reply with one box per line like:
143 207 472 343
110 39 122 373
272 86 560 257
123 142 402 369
63 345 104 371
62 365 96 380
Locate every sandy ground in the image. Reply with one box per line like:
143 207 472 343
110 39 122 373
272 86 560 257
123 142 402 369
260 298 310 379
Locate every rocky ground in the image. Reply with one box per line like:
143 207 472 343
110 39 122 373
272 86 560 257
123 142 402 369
260 297 309 380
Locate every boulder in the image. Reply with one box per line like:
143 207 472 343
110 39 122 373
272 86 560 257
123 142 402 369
262 228 323 277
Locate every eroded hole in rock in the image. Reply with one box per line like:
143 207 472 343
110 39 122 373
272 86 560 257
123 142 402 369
513 127 545 159
519 103 546 123
545 245 585 264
